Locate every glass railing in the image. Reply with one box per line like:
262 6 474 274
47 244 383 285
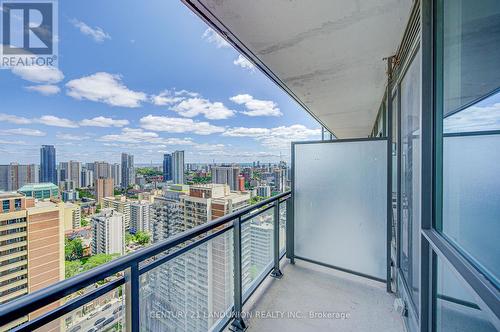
0 192 291 332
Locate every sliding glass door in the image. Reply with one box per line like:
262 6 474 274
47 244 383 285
399 48 422 317
432 0 500 330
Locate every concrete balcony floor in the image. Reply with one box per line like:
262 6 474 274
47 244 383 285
241 260 405 332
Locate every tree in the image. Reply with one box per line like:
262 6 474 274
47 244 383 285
65 238 84 261
65 260 82 278
76 188 95 199
250 196 263 205
191 175 211 184
136 167 162 176
134 231 150 246
65 253 119 279
82 254 118 271
125 233 134 245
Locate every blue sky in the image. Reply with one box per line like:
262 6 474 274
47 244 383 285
0 0 321 164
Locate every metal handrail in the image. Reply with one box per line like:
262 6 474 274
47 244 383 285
0 191 291 329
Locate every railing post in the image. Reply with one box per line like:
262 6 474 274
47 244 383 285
285 197 295 264
230 216 246 331
271 200 283 279
125 262 140 332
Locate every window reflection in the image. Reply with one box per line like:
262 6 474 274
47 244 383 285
435 254 497 332
444 90 500 133
400 49 421 312
438 0 500 287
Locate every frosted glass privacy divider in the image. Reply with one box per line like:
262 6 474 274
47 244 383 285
293 139 387 280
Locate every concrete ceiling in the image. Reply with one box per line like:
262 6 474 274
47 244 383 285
183 0 413 138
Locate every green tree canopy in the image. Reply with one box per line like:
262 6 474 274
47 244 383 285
65 260 82 279
134 231 150 245
80 218 89 227
65 238 84 261
82 254 118 271
76 188 94 199
125 233 134 245
136 167 162 176
65 253 119 279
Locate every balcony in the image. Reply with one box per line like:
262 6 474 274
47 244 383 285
0 223 27 233
243 260 403 332
0 192 406 332
0 251 27 266
0 0 498 331
0 261 28 275
0 232 26 243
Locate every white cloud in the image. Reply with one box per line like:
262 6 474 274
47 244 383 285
162 137 197 145
267 125 321 139
25 84 60 95
11 66 64 83
56 133 90 140
174 90 199 97
0 128 46 136
0 113 33 125
151 92 183 106
188 148 282 162
66 72 147 108
223 124 321 149
171 97 235 120
80 116 129 128
230 94 282 117
202 28 230 48
99 128 160 143
194 143 225 151
0 113 79 128
140 115 225 135
37 115 79 128
233 55 255 71
0 139 27 145
151 90 201 106
221 127 270 137
152 90 233 120
99 127 195 145
70 18 111 43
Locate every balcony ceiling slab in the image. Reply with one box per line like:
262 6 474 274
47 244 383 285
183 0 412 138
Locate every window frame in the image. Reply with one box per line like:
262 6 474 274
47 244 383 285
420 0 500 331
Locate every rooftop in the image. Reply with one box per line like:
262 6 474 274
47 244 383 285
18 183 58 191
94 208 124 218
0 191 24 199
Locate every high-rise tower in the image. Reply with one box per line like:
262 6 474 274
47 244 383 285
40 145 56 185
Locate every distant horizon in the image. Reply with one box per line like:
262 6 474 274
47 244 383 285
0 152 290 166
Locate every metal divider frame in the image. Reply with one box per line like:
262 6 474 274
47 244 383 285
420 0 434 330
230 216 246 332
270 200 284 279
290 137 390 285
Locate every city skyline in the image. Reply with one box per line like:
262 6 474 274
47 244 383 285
0 0 321 165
